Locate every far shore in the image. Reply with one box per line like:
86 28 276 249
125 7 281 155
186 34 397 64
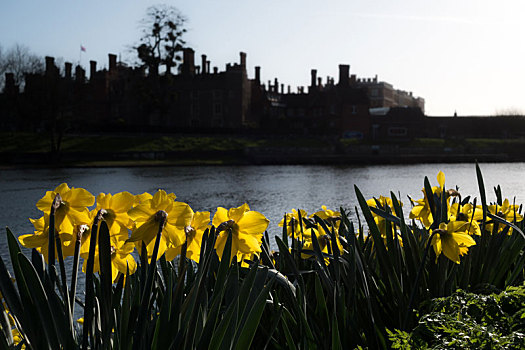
2 132 525 168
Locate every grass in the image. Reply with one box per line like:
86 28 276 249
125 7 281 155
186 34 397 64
0 132 330 154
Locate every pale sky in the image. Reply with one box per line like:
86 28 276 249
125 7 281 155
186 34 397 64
1 0 524 116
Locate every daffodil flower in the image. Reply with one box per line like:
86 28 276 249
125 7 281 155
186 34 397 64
165 210 211 263
19 214 75 262
487 198 523 234
430 221 476 264
449 202 481 236
35 183 94 233
81 234 137 283
299 225 343 263
95 192 135 236
311 205 341 229
279 209 309 239
213 203 269 263
127 190 193 260
367 196 402 232
409 171 451 228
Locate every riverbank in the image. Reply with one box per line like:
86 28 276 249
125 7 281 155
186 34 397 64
2 132 525 167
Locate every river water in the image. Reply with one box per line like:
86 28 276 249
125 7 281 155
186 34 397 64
2 162 525 254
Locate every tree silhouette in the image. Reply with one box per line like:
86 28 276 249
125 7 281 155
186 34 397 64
0 43 43 89
135 5 187 76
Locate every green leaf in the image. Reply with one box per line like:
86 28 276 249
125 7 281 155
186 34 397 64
17 253 62 349
235 279 273 350
97 220 114 346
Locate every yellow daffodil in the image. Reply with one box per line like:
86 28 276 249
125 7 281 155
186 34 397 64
81 234 137 283
35 183 94 233
299 225 343 264
95 192 135 236
213 203 269 263
449 203 481 236
11 328 23 347
300 227 329 260
165 210 211 263
430 221 476 264
279 209 309 239
311 205 341 229
487 198 523 234
409 171 449 228
18 214 75 262
367 196 402 232
127 190 193 260
366 195 404 247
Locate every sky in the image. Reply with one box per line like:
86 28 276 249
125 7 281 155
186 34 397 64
1 0 525 116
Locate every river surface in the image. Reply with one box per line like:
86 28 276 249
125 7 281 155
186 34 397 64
2 162 525 254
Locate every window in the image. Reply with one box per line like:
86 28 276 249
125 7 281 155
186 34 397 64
388 127 408 136
212 118 224 127
214 103 222 116
213 90 223 100
371 88 378 97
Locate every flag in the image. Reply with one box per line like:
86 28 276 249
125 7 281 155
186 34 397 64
80 45 86 52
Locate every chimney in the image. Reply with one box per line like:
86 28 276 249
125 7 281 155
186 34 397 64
90 60 97 80
240 52 246 68
268 80 271 91
196 66 200 74
350 74 356 84
338 64 349 86
281 84 284 94
75 65 85 82
274 78 278 92
65 62 72 79
374 74 378 83
317 77 322 87
287 85 291 94
206 61 210 74
311 69 317 88
45 56 55 76
108 54 117 72
201 54 207 74
213 66 218 74
182 48 195 76
255 66 260 83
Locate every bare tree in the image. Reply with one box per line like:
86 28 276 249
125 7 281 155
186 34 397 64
494 107 525 117
135 4 187 75
0 43 44 88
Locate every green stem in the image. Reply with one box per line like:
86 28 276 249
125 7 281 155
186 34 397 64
402 231 436 329
70 227 84 314
82 210 104 350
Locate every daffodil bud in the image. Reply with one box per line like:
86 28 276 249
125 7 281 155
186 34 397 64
185 225 196 239
76 224 89 241
51 193 62 215
446 189 460 197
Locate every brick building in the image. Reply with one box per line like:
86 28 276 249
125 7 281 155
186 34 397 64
0 48 431 139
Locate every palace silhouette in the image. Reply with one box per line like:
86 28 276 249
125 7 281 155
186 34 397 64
1 49 524 140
